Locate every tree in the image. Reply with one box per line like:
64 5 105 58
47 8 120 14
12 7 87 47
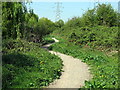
81 9 97 26
23 12 39 40
96 3 117 27
2 2 26 39
55 19 64 28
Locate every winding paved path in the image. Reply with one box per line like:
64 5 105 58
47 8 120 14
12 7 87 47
42 38 92 88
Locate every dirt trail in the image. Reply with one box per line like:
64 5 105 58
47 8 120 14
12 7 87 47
42 38 92 88
52 38 59 42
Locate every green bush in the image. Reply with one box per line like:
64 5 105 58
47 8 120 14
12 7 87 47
54 26 118 51
2 39 63 88
50 38 118 88
42 35 55 45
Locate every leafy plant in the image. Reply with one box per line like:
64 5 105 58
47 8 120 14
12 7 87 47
49 36 118 88
2 39 63 88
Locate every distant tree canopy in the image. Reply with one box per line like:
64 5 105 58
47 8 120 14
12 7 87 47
54 3 118 50
2 2 56 42
96 4 118 26
2 2 118 43
64 3 118 27
55 19 64 28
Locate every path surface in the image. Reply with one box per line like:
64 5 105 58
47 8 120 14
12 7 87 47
42 38 92 88
52 38 59 42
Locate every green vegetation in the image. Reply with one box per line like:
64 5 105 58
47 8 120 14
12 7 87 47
2 2 55 42
53 4 119 51
54 26 118 51
2 39 63 88
2 2 63 89
49 36 118 88
42 35 55 45
2 1 119 89
49 3 119 89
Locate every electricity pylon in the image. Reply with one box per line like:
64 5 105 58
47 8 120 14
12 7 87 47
54 2 63 22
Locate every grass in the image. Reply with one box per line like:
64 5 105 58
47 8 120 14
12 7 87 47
2 34 119 89
48 35 118 88
2 39 63 88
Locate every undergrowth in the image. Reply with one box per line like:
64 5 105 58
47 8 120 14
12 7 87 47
42 35 55 45
2 39 63 88
49 36 118 88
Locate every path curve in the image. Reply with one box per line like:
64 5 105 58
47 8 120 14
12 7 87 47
42 38 92 88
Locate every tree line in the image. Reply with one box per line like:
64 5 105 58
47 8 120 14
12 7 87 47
65 3 119 27
2 2 64 43
54 3 119 50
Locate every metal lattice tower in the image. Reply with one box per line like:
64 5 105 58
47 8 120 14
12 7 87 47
54 2 63 21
